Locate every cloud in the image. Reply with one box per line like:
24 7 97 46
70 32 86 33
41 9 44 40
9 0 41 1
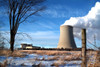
37 22 53 29
63 2 100 28
17 31 59 48
42 5 85 18
28 31 59 39
63 2 100 41
0 31 59 48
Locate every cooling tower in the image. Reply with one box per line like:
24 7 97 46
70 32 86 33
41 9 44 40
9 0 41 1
57 25 77 48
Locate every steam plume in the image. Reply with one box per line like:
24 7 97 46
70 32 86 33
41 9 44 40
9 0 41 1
63 2 100 41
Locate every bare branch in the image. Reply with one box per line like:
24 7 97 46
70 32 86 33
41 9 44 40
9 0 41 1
19 6 45 24
0 0 46 51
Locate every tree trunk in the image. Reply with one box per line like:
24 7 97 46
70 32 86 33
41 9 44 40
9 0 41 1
10 31 15 52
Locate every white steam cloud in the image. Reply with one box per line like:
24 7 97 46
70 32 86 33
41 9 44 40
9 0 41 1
63 2 100 41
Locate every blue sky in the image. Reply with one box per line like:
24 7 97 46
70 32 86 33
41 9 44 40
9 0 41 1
0 0 100 49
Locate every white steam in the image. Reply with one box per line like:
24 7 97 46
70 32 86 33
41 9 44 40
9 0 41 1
63 2 100 28
63 2 100 42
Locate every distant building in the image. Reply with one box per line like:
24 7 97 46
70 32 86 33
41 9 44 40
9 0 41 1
21 43 41 49
26 45 33 49
57 25 77 49
21 44 32 49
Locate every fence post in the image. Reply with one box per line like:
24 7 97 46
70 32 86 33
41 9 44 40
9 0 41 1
81 29 87 67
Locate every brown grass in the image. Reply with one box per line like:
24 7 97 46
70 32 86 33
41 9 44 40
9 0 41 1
0 50 99 67
32 62 45 67
0 50 26 57
47 56 60 61
0 50 11 56
19 50 81 56
51 60 66 67
87 51 100 67
0 59 7 67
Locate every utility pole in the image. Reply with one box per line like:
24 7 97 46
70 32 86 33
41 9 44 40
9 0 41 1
94 35 96 47
81 29 87 67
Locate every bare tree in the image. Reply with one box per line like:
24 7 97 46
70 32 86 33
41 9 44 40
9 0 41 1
0 21 5 49
0 0 46 52
0 33 5 49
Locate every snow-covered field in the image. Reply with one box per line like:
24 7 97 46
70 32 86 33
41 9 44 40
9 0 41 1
0 50 97 67
0 54 82 67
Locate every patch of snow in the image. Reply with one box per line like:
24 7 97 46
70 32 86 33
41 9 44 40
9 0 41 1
0 54 82 67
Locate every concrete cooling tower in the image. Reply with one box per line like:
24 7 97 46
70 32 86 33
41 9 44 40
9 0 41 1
57 25 77 49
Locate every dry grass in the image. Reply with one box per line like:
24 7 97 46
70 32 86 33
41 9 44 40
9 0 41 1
0 50 82 61
0 50 26 57
51 60 66 67
11 51 26 57
87 51 100 67
0 63 6 67
0 49 99 67
0 59 8 67
19 50 81 56
47 56 60 61
32 62 45 67
64 54 81 61
0 50 11 56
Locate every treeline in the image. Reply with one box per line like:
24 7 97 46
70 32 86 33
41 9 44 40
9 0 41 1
18 48 94 51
